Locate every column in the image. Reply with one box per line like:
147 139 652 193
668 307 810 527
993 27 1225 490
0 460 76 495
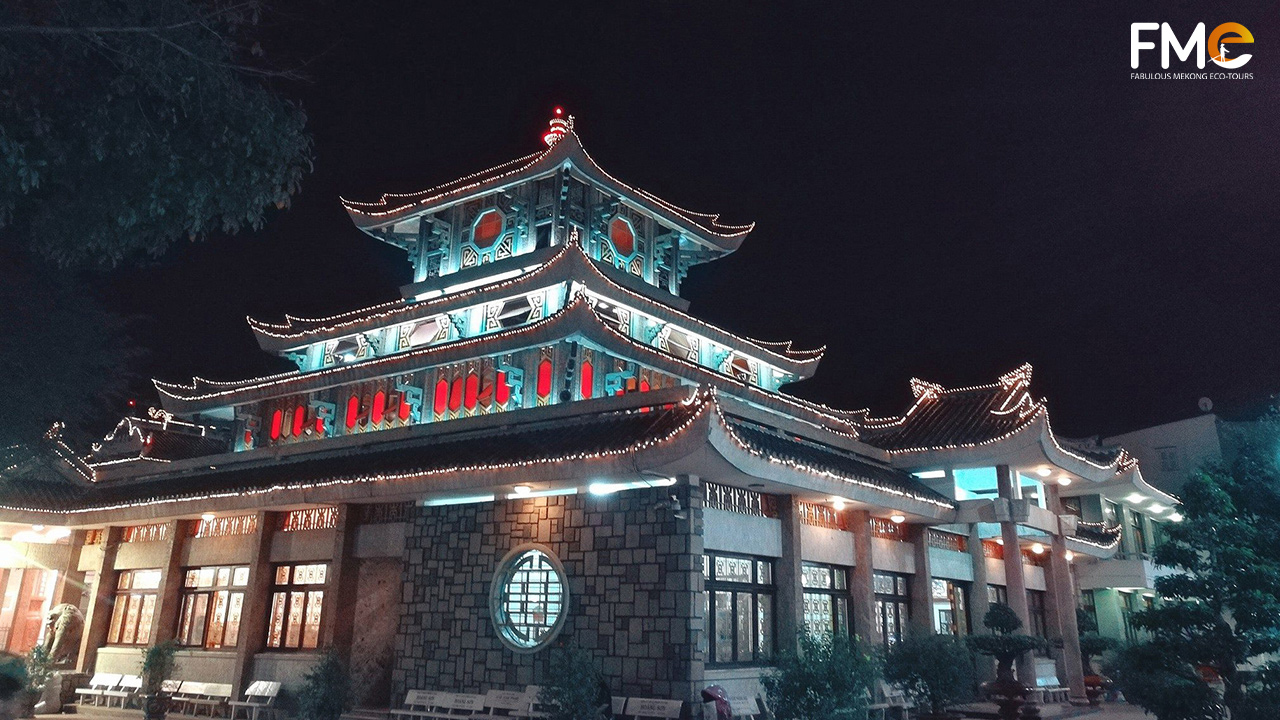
849 509 876 644
774 495 804 654
231 511 276 697
320 504 360 660
910 526 936 634
151 520 188 643
968 523 995 682
996 465 1036 685
1046 487 1086 701
53 530 90 609
77 526 123 673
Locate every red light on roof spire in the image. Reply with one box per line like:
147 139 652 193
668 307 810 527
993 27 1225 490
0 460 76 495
543 107 572 147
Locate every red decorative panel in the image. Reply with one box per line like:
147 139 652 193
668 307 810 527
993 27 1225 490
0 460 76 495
292 405 305 437
580 360 594 399
398 395 412 421
610 217 635 256
473 209 504 249
496 371 510 405
640 378 651 392
537 359 553 397
270 409 283 441
434 378 449 415
345 395 360 430
464 373 479 410
371 390 386 425
449 376 464 412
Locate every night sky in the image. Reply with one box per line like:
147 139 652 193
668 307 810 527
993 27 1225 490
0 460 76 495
97 1 1280 439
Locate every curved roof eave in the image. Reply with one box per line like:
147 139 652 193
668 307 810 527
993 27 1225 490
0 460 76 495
341 131 752 251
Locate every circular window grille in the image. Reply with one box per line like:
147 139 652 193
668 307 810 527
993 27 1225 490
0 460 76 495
490 545 568 652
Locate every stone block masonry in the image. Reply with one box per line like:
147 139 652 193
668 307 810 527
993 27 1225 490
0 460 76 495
395 481 705 702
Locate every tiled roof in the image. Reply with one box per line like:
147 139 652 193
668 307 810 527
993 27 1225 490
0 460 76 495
0 397 705 514
855 365 1044 453
724 416 952 505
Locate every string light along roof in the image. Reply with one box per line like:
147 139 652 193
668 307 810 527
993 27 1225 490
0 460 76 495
340 109 754 250
853 364 1048 452
0 392 715 516
243 240 825 370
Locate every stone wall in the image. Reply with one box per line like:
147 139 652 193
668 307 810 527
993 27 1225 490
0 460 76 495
350 557 402 708
395 482 704 702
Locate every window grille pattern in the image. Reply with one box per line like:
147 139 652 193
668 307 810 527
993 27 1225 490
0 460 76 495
802 562 849 638
927 530 967 553
190 514 258 538
85 529 104 545
493 549 565 650
705 482 778 518
358 502 414 525
278 507 339 532
123 523 168 543
797 502 847 531
983 540 1004 559
703 552 775 666
178 565 249 648
266 563 327 650
870 518 904 541
873 571 910 648
108 569 162 645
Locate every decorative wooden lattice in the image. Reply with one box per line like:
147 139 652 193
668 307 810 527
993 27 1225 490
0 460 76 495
123 523 168 543
85 528 104 546
190 514 259 539
927 530 968 553
357 502 414 525
983 540 1005 559
797 502 848 531
870 518 905 541
277 507 340 532
705 482 778 518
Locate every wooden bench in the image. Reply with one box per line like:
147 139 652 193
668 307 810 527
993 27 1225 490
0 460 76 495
622 697 683 720
102 675 143 708
75 673 123 707
229 681 282 720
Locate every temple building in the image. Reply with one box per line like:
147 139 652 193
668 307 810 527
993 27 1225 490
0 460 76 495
0 111 1177 712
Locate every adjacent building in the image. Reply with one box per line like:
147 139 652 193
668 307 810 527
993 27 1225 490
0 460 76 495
0 111 1178 712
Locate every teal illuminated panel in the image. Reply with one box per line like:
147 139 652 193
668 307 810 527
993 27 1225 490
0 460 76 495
953 467 998 501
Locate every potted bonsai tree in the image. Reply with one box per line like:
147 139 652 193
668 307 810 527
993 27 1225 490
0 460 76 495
884 631 976 719
1075 609 1116 706
139 640 179 720
967 605 1045 720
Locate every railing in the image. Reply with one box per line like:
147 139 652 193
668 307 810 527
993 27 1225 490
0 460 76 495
870 518 904 541
927 530 967 553
358 502 414 524
122 523 168 543
705 482 778 518
797 502 847 531
190 514 259 538
278 506 340 532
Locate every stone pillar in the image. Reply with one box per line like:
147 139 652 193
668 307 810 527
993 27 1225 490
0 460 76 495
321 504 361 660
231 511 276 697
910 526 936 634
967 523 995 681
53 530 90 609
996 465 1036 685
1046 487 1086 701
775 495 804 653
78 526 123 673
150 520 189 643
850 510 876 644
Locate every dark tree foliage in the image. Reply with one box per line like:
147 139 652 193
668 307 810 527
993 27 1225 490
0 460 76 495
0 0 312 267
1114 416 1280 720
0 265 141 447
883 631 976 716
761 632 880 720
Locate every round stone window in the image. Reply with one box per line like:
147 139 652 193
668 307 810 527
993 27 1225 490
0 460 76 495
490 545 568 652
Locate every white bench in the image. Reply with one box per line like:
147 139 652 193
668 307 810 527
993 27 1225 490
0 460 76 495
470 689 531 719
623 697 683 720
229 681 282 720
103 675 143 708
391 689 449 720
76 673 123 706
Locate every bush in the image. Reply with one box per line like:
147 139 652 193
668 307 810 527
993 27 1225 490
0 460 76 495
297 651 351 720
0 654 26 702
1106 642 1225 720
762 632 880 720
23 646 51 697
884 632 976 715
537 645 608 720
140 641 179 695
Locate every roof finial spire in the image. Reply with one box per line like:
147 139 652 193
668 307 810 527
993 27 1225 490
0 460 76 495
543 106 572 147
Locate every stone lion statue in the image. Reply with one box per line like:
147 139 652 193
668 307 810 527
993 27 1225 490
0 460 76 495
41 604 84 667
